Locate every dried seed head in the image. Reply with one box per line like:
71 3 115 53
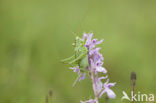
49 90 53 97
131 72 136 81
131 72 136 86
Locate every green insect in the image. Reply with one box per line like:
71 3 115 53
62 36 89 70
61 36 89 87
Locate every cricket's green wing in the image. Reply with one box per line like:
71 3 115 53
79 55 89 69
62 36 88 66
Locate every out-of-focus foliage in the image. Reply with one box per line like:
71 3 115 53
0 0 156 103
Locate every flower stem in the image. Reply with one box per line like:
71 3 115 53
105 96 109 103
89 66 99 103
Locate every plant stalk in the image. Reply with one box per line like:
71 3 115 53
89 66 99 103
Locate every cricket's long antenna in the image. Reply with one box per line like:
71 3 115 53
77 0 93 34
69 0 93 36
70 31 76 36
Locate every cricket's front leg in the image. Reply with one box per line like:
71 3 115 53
69 53 85 64
61 55 75 63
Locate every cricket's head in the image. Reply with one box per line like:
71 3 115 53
75 36 82 41
72 36 84 47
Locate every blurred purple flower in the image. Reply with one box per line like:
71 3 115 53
69 66 86 81
69 66 80 74
79 73 86 81
99 79 116 98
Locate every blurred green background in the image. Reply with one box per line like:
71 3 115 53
0 0 156 103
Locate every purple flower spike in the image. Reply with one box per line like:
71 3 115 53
81 33 116 102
